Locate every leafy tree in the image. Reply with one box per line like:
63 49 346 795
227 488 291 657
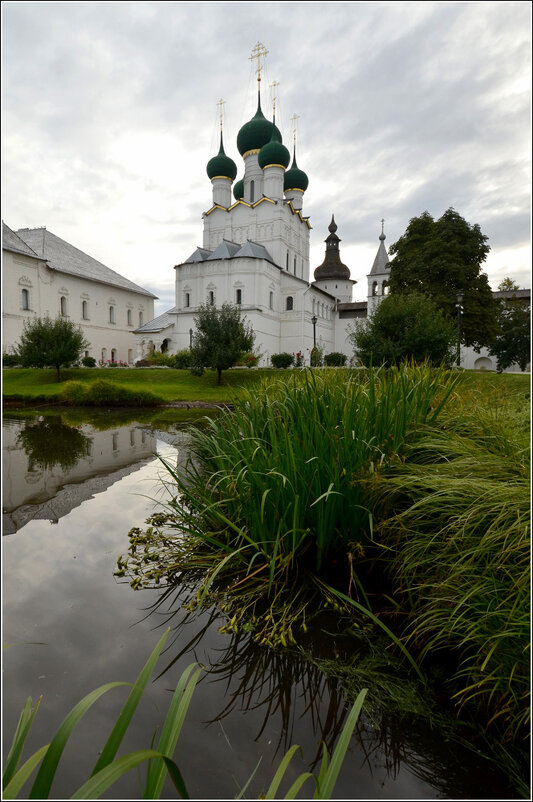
351 292 457 367
489 288 530 372
191 302 254 384
498 278 521 292
16 316 89 382
388 208 498 350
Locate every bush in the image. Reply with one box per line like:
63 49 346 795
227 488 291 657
61 379 162 407
324 352 347 367
81 356 97 367
172 349 193 369
271 352 294 369
235 352 261 368
310 346 323 367
2 352 20 367
351 292 457 367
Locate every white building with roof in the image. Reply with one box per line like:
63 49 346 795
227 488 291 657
2 223 156 364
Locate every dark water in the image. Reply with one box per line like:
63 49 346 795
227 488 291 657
2 411 518 799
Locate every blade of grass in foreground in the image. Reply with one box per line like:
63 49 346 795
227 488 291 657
28 682 130 800
71 750 188 800
143 662 202 799
90 628 171 777
3 746 49 800
3 696 43 788
314 689 368 800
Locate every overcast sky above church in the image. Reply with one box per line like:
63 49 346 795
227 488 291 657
2 1 530 315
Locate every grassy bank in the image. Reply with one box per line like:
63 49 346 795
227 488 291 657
118 366 530 791
2 367 293 405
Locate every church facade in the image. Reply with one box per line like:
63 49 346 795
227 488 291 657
131 49 528 373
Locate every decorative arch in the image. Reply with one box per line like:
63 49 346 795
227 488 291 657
286 296 294 311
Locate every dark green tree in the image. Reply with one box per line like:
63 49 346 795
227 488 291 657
16 316 89 382
388 208 498 350
489 283 530 372
17 416 92 471
190 302 255 384
351 292 457 367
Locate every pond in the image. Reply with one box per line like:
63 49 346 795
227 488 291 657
2 410 517 799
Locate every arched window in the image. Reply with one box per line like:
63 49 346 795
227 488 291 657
286 252 289 270
82 300 88 319
269 291 273 310
293 256 297 275
236 288 242 305
250 180 255 203
21 289 29 310
127 308 132 325
101 348 107 362
111 348 117 363
371 281 378 297
128 349 133 364
382 281 389 296
60 296 67 316
184 292 190 308
109 306 115 324
209 291 215 305
286 296 294 311
139 311 144 327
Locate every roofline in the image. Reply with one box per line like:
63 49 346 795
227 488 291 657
47 265 158 299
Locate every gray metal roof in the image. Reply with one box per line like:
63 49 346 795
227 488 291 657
134 307 177 333
2 222 42 259
182 239 274 265
15 227 157 298
369 235 390 276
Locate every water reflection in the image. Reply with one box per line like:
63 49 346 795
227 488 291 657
134 584 515 799
3 414 159 534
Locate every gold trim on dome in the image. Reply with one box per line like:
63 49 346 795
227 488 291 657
263 163 287 170
210 175 233 181
284 187 304 193
243 149 261 158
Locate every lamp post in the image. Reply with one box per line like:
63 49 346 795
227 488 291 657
189 328 193 350
455 291 464 367
311 315 317 348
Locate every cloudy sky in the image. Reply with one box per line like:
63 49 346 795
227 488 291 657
2 1 531 316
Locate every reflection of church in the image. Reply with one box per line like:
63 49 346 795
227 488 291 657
135 43 529 373
2 419 157 534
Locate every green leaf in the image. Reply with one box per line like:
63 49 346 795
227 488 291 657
264 744 303 799
315 690 367 799
91 628 171 777
3 696 42 788
3 745 49 800
71 750 164 799
29 682 129 799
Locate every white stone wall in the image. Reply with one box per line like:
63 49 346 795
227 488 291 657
2 248 154 364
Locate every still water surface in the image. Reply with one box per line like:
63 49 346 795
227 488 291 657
2 411 516 799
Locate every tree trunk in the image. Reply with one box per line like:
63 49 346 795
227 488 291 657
56 364 61 382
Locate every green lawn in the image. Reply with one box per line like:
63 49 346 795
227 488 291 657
2 366 530 410
2 367 284 404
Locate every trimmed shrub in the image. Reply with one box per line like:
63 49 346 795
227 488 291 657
61 379 162 407
324 352 347 367
271 352 294 369
81 356 97 367
2 352 20 367
172 349 193 369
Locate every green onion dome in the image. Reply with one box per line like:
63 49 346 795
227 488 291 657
206 133 237 181
233 178 244 200
284 149 309 192
237 98 282 156
258 125 290 170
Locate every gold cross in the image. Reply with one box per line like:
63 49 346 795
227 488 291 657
249 42 269 88
270 80 279 116
381 218 385 234
217 98 225 131
290 113 299 145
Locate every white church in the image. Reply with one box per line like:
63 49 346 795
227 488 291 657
135 46 527 372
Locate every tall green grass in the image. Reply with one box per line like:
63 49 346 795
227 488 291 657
165 365 456 572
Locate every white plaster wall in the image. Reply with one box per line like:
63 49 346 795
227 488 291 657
2 249 154 363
